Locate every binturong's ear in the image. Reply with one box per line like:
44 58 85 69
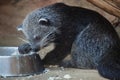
17 24 23 31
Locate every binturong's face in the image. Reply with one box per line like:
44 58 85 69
17 6 63 52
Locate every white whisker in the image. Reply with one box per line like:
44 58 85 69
18 37 28 43
40 28 58 48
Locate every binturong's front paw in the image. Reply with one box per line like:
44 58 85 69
18 43 32 54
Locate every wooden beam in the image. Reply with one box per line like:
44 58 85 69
87 0 120 18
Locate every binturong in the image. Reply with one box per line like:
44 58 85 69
17 3 120 80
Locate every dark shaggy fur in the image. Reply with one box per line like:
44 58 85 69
18 3 120 80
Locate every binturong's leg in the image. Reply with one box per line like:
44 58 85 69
42 43 71 65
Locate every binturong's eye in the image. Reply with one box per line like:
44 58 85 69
33 35 41 41
38 18 50 25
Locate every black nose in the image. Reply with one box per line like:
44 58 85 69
32 47 40 52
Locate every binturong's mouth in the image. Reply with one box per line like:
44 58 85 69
39 29 58 49
31 35 55 52
31 27 59 52
31 44 41 52
32 47 40 52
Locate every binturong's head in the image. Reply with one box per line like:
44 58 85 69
17 3 70 52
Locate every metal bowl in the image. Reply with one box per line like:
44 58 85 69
0 47 44 77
